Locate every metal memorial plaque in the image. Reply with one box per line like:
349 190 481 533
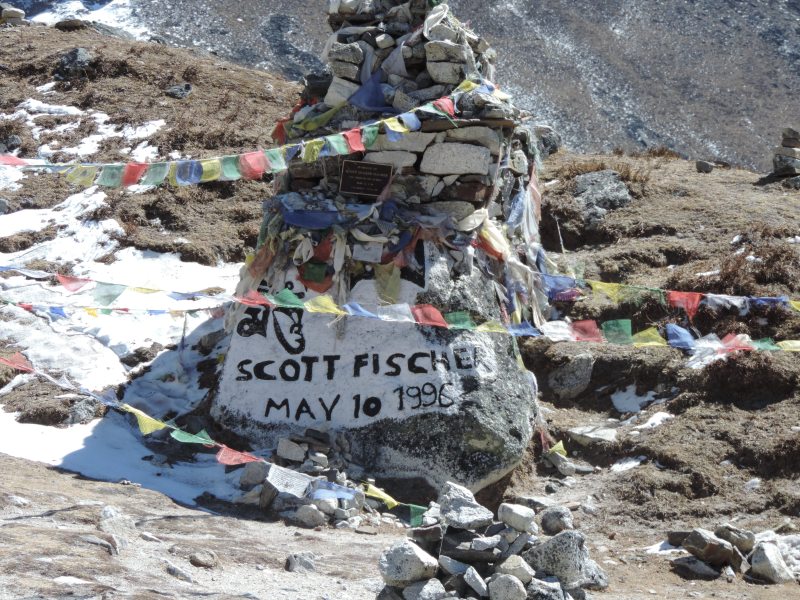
339 160 393 197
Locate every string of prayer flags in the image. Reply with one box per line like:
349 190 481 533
302 139 325 163
778 341 800 352
323 134 350 157
271 288 306 309
265 148 287 172
304 294 347 316
200 158 222 183
666 323 696 350
219 156 242 181
97 164 124 187
507 322 540 337
343 302 378 319
791 300 800 313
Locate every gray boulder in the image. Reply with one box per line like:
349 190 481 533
695 160 714 174
464 566 489 597
547 354 594 401
573 170 632 223
293 504 327 528
526 578 567 600
782 176 800 190
55 48 93 80
488 574 526 600
539 507 574 536
682 528 745 571
749 542 794 584
670 556 720 580
402 578 447 600
495 555 536 585
379 540 439 588
498 503 538 534
438 482 494 530
714 523 755 554
522 531 608 590
774 154 800 176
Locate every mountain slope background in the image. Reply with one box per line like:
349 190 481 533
17 0 800 171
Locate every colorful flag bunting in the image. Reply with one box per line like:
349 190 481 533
377 303 415 323
271 288 305 309
587 280 625 304
170 428 214 445
751 338 780 351
476 320 508 333
432 97 456 116
398 112 422 131
362 124 379 149
175 160 203 186
777 341 800 352
323 134 350 156
507 322 540 337
302 140 325 163
0 352 34 372
666 323 695 350
343 302 378 319
791 300 800 313
363 483 399 509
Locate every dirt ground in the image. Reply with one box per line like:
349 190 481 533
1 22 799 599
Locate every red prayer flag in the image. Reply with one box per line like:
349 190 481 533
216 445 262 466
570 320 603 342
721 333 755 353
0 154 27 166
18 303 33 312
667 291 704 320
235 290 272 307
342 128 366 153
56 274 92 292
433 97 456 117
0 352 34 372
122 162 149 186
411 304 449 328
239 151 269 180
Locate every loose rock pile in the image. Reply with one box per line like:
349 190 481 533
670 523 799 585
377 482 608 599
774 127 800 177
0 2 27 26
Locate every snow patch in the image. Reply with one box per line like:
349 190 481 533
31 0 149 40
611 385 656 413
635 412 674 430
611 456 647 472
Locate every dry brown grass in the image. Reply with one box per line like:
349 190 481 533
554 158 651 184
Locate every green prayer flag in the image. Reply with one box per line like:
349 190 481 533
140 162 170 186
270 288 305 309
265 148 287 172
601 319 633 345
408 504 428 528
302 261 328 283
444 311 477 330
752 338 781 351
324 134 350 156
96 164 124 187
93 283 127 306
220 155 242 181
362 124 379 148
170 428 214 445
297 103 344 132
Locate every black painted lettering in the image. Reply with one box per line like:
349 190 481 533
363 396 382 417
385 353 405 376
265 398 290 419
318 395 340 421
236 360 253 381
279 359 300 381
372 353 380 375
353 353 369 377
300 356 319 382
430 351 450 372
323 355 341 380
253 360 276 381
453 347 474 370
409 352 429 374
295 398 316 421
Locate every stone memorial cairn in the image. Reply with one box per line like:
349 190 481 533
377 482 608 599
213 1 554 497
0 2 26 26
774 127 800 187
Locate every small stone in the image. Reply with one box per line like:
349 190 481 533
140 532 162 543
522 531 608 590
464 566 489 597
513 496 555 512
308 451 329 467
3 135 21 151
330 60 360 82
409 85 448 102
239 461 269 489
439 555 469 576
437 483 495 530
472 534 503 551
498 503 538 534
2 7 25 19
324 76 361 106
667 531 692 547
375 34 395 49
402 578 447 600
714 524 755 554
427 62 464 85
547 354 594 401
774 153 800 176
696 160 714 173
189 549 218 568
55 48 93 80
364 151 417 170
783 136 800 148
313 497 338 516
285 551 316 573
525 578 567 600
539 507 574 536
682 528 744 570
293 504 327 528
165 83 192 99
164 559 194 583
378 540 439 587
425 40 469 63
421 143 491 176
783 127 800 138
426 23 459 43
393 90 421 113
495 555 536 585
277 438 307 462
488 574 526 600
568 425 616 446
749 542 794 584
574 170 632 212
372 132 436 153
782 176 800 190
671 556 720 580
775 146 800 159
328 42 364 64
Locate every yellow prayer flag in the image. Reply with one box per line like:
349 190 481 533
167 162 179 187
476 320 508 333
383 117 410 134
548 440 567 457
200 159 222 182
84 307 99 317
455 80 480 93
363 483 399 509
132 287 159 294
632 327 667 347
122 404 168 435
169 310 184 318
790 300 800 313
304 295 346 315
777 341 800 352
587 280 625 304
65 166 98 187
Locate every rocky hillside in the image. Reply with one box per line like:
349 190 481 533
18 0 800 171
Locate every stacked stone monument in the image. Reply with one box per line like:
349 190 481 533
774 127 800 177
212 1 550 498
